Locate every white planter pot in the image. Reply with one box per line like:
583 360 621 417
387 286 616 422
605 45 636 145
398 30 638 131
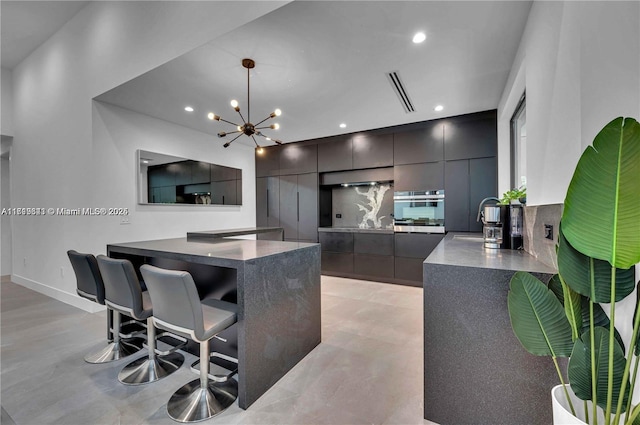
552 384 607 425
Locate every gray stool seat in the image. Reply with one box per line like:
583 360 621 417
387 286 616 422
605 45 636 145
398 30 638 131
97 256 184 385
67 250 144 363
141 264 239 423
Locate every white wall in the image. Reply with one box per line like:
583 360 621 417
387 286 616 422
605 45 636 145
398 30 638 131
9 1 287 311
1 156 11 276
1 68 13 137
498 1 640 204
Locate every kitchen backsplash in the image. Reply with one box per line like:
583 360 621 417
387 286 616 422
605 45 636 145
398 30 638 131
332 183 393 229
523 203 563 270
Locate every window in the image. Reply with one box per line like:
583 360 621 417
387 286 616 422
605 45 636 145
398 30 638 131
510 93 527 189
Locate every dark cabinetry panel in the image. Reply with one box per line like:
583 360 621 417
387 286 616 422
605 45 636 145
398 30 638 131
445 160 470 232
148 166 176 188
394 257 425 283
394 162 444 191
174 161 192 186
210 164 236 182
354 254 394 278
256 177 280 228
319 232 354 253
256 146 281 177
279 173 318 242
318 137 353 172
394 233 444 259
352 133 393 169
192 161 211 184
354 233 393 256
469 157 497 232
321 252 354 274
210 180 236 205
393 123 444 165
443 111 497 160
280 144 317 175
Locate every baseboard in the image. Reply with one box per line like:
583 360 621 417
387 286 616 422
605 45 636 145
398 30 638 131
11 274 105 313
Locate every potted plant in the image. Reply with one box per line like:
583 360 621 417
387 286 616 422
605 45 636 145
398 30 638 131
507 117 640 425
499 186 527 205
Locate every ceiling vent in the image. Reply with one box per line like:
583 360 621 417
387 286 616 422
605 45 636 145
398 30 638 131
386 71 415 113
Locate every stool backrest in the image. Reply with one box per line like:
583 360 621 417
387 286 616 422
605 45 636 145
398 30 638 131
140 264 204 338
67 250 105 304
97 255 144 316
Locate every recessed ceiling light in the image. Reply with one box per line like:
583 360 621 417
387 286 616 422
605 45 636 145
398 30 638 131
412 32 426 44
434 105 444 112
142 160 149 164
339 123 347 128
184 106 194 112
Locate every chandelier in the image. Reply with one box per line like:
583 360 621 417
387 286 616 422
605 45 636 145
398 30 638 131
208 58 283 154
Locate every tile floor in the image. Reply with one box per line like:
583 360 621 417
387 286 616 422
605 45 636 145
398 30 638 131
1 275 436 425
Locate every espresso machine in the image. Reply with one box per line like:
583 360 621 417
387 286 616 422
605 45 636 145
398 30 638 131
476 197 503 249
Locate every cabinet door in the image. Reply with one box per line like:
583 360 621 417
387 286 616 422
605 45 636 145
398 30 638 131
394 162 444 191
211 180 236 205
321 252 354 274
279 174 298 240
469 157 497 232
394 233 444 259
444 112 497 160
352 133 393 169
210 164 236 182
354 254 394 278
256 177 268 227
148 166 176 188
266 177 280 227
297 173 318 242
444 159 470 231
175 161 192 186
256 146 281 177
280 144 318 175
319 232 353 253
394 123 444 165
354 233 393 256
318 137 353 172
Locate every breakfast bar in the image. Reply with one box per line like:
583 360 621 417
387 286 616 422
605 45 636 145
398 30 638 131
107 237 321 409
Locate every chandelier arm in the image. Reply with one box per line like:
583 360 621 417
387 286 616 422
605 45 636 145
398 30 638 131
218 117 241 126
253 115 273 127
255 125 277 130
255 131 268 138
223 133 244 148
235 109 248 125
251 135 260 148
247 62 250 125
218 130 242 138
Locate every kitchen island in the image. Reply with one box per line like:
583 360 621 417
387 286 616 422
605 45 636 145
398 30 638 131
107 237 321 409
423 233 559 425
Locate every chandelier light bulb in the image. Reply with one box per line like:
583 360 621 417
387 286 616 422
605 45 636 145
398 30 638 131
208 112 214 120
184 106 194 112
413 32 426 44
237 126 242 131
230 99 239 108
274 109 282 116
271 123 280 130
257 147 264 154
434 105 444 112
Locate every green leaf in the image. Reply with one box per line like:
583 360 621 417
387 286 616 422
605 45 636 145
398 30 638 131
557 225 635 303
558 274 582 341
580 298 625 353
634 281 640 356
508 271 574 357
562 117 640 269
568 327 630 411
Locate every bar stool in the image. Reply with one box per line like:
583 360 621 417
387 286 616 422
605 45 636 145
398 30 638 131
67 250 144 363
140 264 238 423
97 256 185 385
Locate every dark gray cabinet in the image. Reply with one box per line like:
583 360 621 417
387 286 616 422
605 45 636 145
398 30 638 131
279 173 318 242
318 137 353 172
256 176 280 228
192 161 211 184
394 257 424 283
354 254 394 279
354 233 393 256
443 111 497 161
445 157 497 232
319 232 354 252
321 252 354 274
210 180 236 205
352 133 393 169
256 146 281 177
394 162 444 191
469 157 497 232
280 144 317 175
393 123 444 165
394 233 444 259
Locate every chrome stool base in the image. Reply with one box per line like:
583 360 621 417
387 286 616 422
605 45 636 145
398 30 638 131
119 352 184 385
84 337 144 364
167 378 238 423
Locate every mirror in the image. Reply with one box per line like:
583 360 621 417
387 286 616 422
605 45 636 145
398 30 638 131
137 150 242 205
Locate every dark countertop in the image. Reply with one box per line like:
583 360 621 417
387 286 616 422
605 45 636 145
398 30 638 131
318 227 394 234
424 232 556 274
108 237 318 267
187 227 283 241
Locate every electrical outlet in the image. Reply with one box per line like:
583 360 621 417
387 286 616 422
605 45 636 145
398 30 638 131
544 224 554 240
120 217 130 225
336 213 342 218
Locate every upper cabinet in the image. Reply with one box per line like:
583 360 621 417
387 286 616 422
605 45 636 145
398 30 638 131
352 132 393 169
443 111 497 160
318 136 353 172
394 162 444 191
280 143 318 175
393 123 444 165
256 146 281 177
